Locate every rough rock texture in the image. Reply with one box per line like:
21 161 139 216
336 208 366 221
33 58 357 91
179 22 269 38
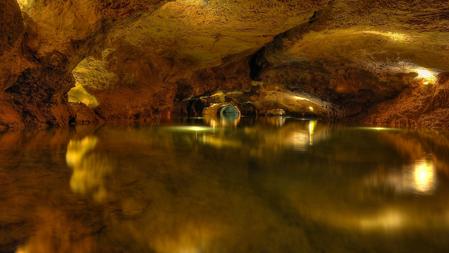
361 73 449 128
71 0 328 122
0 0 172 129
251 0 449 123
1 0 449 129
0 0 28 89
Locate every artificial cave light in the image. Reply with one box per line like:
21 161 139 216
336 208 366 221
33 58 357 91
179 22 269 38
414 68 438 85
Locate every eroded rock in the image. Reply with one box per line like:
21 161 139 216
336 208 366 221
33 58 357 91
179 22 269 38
1 0 449 129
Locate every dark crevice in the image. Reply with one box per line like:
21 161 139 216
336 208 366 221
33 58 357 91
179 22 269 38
248 6 330 81
249 48 269 80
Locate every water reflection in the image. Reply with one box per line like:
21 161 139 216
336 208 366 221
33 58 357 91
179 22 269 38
412 159 437 194
259 116 286 127
2 121 449 252
359 209 404 231
365 158 438 195
66 136 98 168
66 136 113 202
193 119 325 152
15 209 96 253
286 120 317 149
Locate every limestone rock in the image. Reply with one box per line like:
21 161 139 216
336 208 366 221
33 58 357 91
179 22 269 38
2 0 449 129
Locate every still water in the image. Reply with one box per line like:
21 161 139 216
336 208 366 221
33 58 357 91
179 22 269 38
1 118 449 253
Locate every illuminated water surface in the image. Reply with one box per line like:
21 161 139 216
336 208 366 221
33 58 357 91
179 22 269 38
2 119 449 252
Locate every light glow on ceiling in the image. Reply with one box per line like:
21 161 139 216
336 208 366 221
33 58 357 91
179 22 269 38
17 0 33 10
413 68 438 85
361 31 409 42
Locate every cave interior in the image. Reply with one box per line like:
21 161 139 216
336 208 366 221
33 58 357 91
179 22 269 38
1 0 449 129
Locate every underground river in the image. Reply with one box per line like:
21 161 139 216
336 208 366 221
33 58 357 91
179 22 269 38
2 119 449 253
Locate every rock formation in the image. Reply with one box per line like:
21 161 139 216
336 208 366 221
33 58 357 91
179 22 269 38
1 0 449 130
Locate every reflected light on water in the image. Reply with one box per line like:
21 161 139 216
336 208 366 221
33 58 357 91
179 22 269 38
412 159 437 194
200 135 241 149
206 117 240 128
308 120 317 145
288 120 317 150
66 136 98 167
5 123 449 252
168 126 215 132
261 116 286 127
365 158 437 195
66 136 112 202
360 210 404 230
289 132 309 151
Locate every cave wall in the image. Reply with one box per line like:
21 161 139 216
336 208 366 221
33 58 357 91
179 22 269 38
59 0 325 124
250 0 449 127
360 73 449 128
1 0 449 130
0 0 30 130
0 0 172 130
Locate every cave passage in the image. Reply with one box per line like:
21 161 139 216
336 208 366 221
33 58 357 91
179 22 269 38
1 0 449 252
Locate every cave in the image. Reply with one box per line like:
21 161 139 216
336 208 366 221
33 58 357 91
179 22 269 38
2 0 449 252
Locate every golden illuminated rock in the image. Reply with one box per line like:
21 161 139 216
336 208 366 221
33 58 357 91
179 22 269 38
1 0 449 128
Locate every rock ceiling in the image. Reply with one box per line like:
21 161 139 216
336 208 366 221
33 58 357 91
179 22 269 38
1 0 449 129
